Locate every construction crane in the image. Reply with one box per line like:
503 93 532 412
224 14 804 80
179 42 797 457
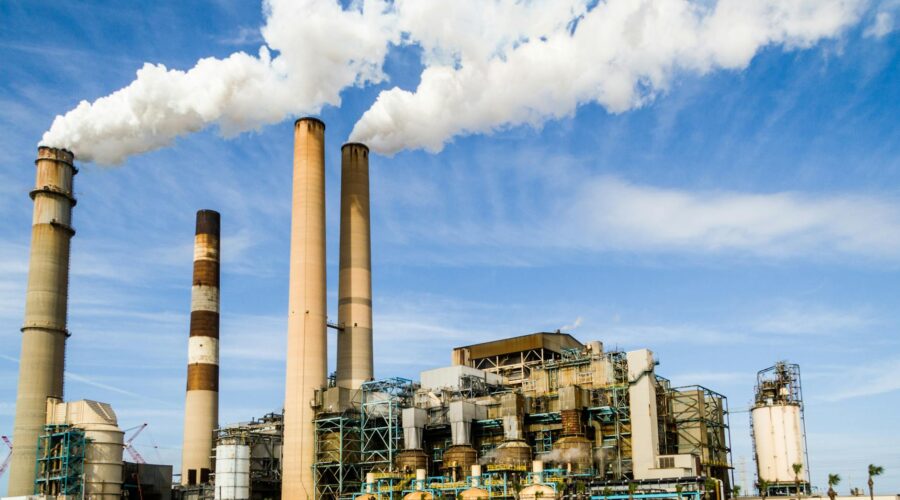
0 436 12 478
123 423 148 464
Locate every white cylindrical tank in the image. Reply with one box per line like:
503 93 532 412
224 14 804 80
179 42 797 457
46 399 124 500
215 443 251 500
752 404 807 483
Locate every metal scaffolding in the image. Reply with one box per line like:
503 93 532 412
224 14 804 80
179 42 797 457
34 424 86 497
314 412 361 500
670 385 733 492
360 378 416 475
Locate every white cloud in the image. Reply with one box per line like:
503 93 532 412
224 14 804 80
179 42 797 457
558 178 900 258
864 11 895 37
753 305 872 336
377 169 900 262
815 357 900 401
40 0 871 163
352 0 866 153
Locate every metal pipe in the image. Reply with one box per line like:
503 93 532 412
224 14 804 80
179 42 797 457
181 209 220 485
8 147 77 496
336 143 373 389
282 117 327 500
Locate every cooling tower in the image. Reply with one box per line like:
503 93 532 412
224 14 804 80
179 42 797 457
282 117 328 500
181 209 221 485
336 143 373 389
8 147 77 496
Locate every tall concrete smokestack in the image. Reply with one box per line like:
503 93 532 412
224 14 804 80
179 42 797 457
336 143 373 389
181 209 220 485
282 117 327 500
8 147 77 496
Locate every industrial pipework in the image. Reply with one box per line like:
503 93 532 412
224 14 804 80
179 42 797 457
8 147 77 496
181 209 221 485
282 117 328 500
336 142 374 390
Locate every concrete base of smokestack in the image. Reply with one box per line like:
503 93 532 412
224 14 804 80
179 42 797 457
8 147 76 496
336 143 373 390
282 118 328 500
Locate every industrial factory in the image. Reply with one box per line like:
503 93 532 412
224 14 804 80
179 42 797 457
6 118 835 500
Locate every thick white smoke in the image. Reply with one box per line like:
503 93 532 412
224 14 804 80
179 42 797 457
41 0 398 164
42 0 866 163
350 0 867 153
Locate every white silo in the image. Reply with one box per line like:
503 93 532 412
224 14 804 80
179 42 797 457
751 362 810 497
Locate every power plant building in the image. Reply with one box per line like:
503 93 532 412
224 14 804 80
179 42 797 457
7 125 736 500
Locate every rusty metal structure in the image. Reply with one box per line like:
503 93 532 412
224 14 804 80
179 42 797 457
8 147 77 496
182 210 221 485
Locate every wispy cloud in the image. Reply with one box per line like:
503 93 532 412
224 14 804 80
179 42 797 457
376 167 900 264
558 177 900 259
752 305 873 336
816 357 900 402
864 11 895 38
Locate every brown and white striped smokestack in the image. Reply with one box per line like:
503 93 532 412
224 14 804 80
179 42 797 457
8 147 77 496
282 117 327 500
336 143 373 389
181 209 220 485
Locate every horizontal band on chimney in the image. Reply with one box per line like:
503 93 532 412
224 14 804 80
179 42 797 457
190 311 219 338
186 363 219 391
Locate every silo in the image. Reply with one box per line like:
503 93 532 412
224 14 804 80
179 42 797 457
751 362 809 496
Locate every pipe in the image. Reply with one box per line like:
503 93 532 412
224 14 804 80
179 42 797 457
282 118 328 500
181 209 221 485
8 147 77 496
336 143 373 389
533 461 544 484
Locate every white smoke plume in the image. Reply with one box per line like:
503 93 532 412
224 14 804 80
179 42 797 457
351 0 867 153
41 0 398 164
560 317 584 332
42 0 867 164
539 446 590 466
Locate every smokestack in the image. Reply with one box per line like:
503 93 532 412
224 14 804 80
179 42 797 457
336 143 373 389
181 209 220 485
282 117 327 500
8 147 77 495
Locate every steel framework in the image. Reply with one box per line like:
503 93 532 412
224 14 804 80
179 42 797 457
360 378 416 475
34 425 86 497
314 412 361 500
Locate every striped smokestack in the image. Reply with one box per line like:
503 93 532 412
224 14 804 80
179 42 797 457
282 117 327 500
8 147 77 495
336 143 373 389
181 209 220 485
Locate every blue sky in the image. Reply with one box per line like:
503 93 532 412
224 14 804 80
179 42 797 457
1 0 899 495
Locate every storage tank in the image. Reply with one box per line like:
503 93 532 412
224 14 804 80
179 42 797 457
489 440 532 468
46 399 124 500
442 446 478 481
214 441 250 500
751 362 809 492
396 449 429 473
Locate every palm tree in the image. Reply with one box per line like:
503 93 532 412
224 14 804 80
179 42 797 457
867 464 884 500
827 474 841 500
733 485 742 498
792 463 804 500
757 480 770 500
